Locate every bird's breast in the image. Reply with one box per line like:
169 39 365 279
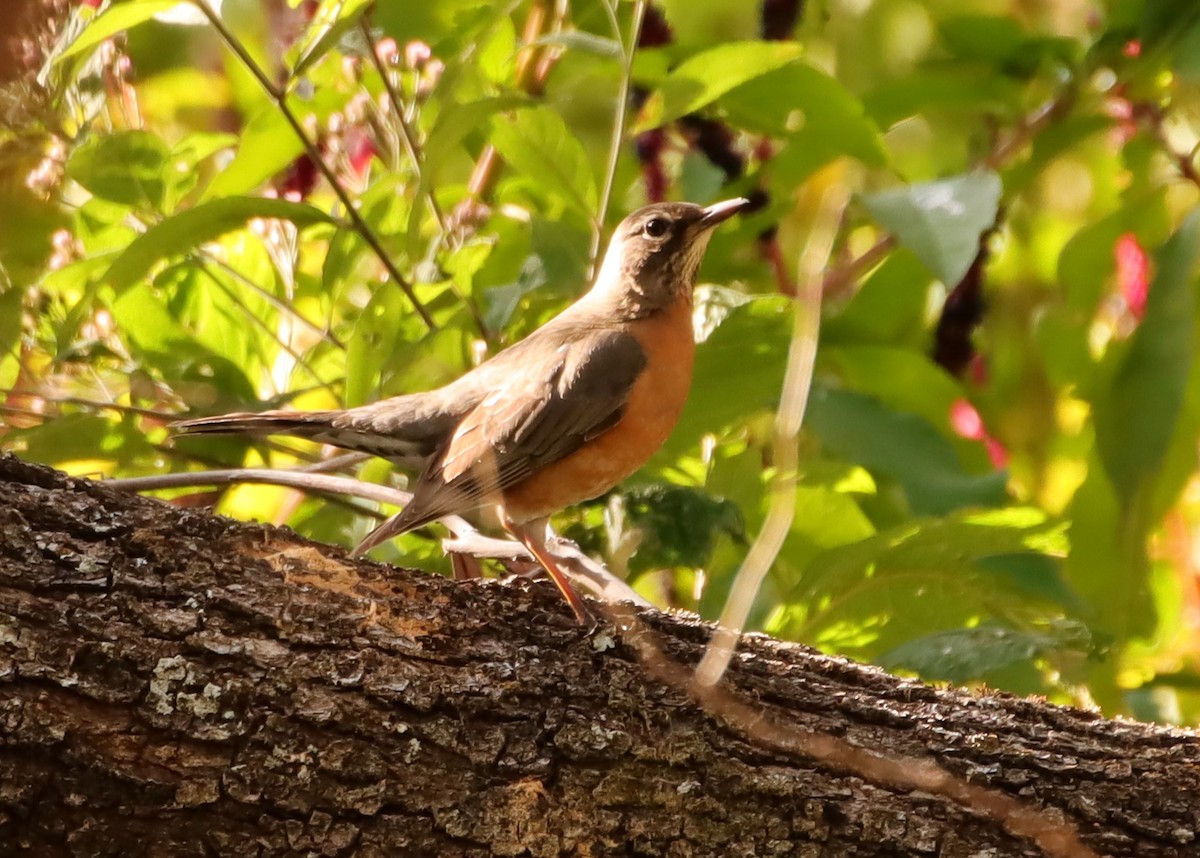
502 298 696 522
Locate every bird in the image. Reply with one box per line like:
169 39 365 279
172 197 750 620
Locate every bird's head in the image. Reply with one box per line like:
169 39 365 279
591 198 750 313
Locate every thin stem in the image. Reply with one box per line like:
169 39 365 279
696 176 849 688
189 0 436 330
355 20 491 342
197 249 344 350
105 466 646 604
1 396 165 421
357 18 449 238
590 0 648 276
821 234 894 297
195 263 339 399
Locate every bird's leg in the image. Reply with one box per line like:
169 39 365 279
501 515 590 623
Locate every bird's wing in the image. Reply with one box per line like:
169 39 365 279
397 327 647 529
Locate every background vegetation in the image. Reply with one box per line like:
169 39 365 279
2 0 1199 723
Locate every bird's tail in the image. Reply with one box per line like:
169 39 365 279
171 407 434 462
171 410 337 439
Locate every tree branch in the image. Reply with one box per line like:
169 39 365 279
1 454 1195 857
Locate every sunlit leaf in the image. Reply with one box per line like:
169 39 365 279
290 0 373 77
862 172 1002 285
722 63 885 167
1094 212 1200 503
202 108 303 200
636 41 803 131
490 107 598 220
52 0 183 66
806 385 1009 516
67 130 169 209
878 621 1091 684
103 197 334 294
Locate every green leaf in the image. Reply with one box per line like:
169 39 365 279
202 107 304 200
165 131 239 209
975 553 1082 611
621 484 744 576
103 197 334 294
1064 454 1154 645
878 622 1090 684
13 414 125 466
636 41 803 130
801 507 1062 604
821 345 966 445
823 250 931 347
657 291 791 463
1094 212 1200 503
939 15 1030 65
477 14 517 84
0 288 25 362
805 385 1009 515
52 0 184 66
67 130 169 209
490 107 597 220
780 507 1066 660
1172 17 1200 79
721 63 885 167
110 281 190 354
861 172 1002 285
863 68 1022 128
345 287 404 408
483 255 547 331
290 0 373 76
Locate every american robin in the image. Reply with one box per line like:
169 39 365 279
173 197 750 619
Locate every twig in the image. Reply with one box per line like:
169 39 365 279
107 466 646 605
1 396 167 421
1140 101 1200 190
605 599 1100 858
357 17 449 237
589 0 648 277
983 87 1076 170
188 0 436 330
819 86 1076 300
197 249 343 350
820 234 894 297
696 173 848 687
195 262 338 399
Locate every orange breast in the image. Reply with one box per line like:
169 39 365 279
502 299 696 522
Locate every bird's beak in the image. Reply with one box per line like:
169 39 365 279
698 197 751 229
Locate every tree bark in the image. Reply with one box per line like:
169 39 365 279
0 453 1196 857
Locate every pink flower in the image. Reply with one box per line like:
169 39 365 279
1114 232 1149 320
949 398 1008 468
949 398 984 441
347 131 377 178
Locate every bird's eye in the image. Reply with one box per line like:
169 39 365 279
643 217 670 238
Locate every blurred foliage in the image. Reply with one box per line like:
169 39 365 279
2 0 1200 724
